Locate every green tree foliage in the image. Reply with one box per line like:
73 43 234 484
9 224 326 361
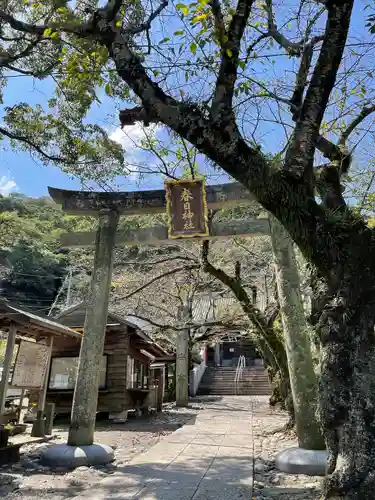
0 193 96 310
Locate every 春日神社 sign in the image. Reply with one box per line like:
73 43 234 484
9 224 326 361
165 178 209 239
11 340 50 388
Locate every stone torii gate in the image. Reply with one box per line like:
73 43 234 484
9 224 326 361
41 181 270 467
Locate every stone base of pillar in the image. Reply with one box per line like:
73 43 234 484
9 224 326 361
41 443 114 469
275 447 328 476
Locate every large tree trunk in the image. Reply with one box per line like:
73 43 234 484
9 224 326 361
269 215 324 450
251 324 292 413
318 290 375 499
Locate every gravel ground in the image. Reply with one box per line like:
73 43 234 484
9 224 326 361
252 397 322 499
0 401 203 500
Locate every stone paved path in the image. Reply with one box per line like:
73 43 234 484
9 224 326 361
69 396 255 500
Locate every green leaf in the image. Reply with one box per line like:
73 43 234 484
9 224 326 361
238 60 246 71
190 42 197 55
176 3 189 16
192 13 207 23
104 83 113 96
116 20 122 28
226 48 233 58
153 69 160 77
160 37 170 44
174 30 185 36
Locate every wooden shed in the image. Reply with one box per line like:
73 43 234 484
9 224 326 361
47 303 172 421
0 299 81 424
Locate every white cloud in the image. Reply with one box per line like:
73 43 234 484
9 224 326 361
109 123 155 152
0 176 16 196
109 123 161 178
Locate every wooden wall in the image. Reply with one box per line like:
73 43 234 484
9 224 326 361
45 327 133 415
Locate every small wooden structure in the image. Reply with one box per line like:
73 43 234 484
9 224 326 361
0 299 81 424
46 303 172 421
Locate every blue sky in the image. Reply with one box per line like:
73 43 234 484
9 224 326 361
0 0 372 199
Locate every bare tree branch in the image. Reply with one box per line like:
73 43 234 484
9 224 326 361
290 36 324 120
201 239 286 374
125 312 245 332
113 255 196 268
244 31 269 64
284 2 354 180
113 264 200 302
209 0 226 45
0 125 70 164
315 103 375 179
4 59 59 77
0 10 47 35
125 0 169 35
339 104 375 146
0 36 40 65
211 0 255 121
265 0 301 55
0 9 92 36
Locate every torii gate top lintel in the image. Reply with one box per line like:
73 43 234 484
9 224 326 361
48 182 254 216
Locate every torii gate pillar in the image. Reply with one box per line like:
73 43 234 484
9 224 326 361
42 209 118 467
68 209 119 445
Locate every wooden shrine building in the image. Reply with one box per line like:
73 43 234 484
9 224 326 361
48 303 173 421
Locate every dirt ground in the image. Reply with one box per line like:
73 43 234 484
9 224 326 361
0 397 323 500
0 402 203 500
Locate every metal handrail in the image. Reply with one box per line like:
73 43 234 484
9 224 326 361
234 355 246 394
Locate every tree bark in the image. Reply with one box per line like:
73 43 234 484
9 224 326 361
317 282 375 499
269 215 324 450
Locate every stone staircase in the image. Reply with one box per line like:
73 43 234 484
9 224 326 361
197 366 271 396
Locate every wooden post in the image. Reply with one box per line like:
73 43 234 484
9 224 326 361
17 389 25 424
32 336 54 437
156 367 165 412
0 323 16 419
38 336 54 413
68 209 119 446
45 402 55 435
165 364 169 395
